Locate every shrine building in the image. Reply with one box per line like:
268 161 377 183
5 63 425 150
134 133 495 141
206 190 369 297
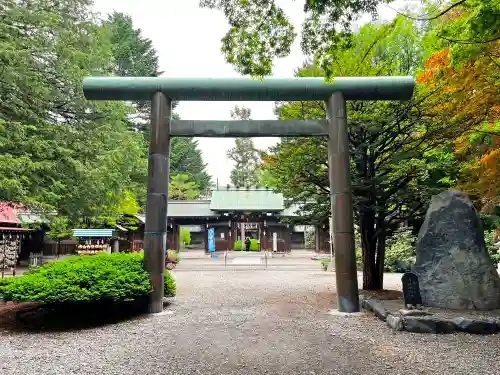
135 187 331 253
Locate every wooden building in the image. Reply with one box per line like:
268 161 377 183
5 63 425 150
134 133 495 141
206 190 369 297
136 187 330 253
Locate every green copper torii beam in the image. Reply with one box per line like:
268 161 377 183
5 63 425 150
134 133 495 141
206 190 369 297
83 76 414 101
83 76 415 314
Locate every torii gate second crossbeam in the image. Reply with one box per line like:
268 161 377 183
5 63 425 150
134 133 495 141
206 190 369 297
83 76 415 314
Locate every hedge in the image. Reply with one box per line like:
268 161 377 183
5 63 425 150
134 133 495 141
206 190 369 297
1 252 176 305
234 239 260 251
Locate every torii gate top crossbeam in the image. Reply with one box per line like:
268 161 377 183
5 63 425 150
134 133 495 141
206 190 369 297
83 76 415 102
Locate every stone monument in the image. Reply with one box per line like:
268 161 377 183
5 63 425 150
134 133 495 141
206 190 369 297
414 190 500 310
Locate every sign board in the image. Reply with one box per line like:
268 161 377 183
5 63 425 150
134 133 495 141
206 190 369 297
402 272 422 307
237 222 259 230
207 227 215 252
272 232 278 252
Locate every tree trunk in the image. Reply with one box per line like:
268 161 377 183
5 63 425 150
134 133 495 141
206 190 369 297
360 208 379 290
375 212 387 289
57 238 60 259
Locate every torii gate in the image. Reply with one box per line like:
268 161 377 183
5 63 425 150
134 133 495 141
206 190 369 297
83 76 415 313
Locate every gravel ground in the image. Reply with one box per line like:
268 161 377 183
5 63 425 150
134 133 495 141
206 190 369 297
1 263 500 375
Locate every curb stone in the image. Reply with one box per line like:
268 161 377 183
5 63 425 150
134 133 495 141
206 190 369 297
361 297 500 335
452 317 498 334
386 314 404 331
361 297 388 322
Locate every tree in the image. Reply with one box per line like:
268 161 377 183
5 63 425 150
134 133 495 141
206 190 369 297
104 12 171 137
227 106 261 187
415 3 500 210
0 0 146 222
46 216 72 258
262 19 457 289
169 174 200 200
105 13 212 198
200 0 500 77
170 137 212 195
180 227 191 245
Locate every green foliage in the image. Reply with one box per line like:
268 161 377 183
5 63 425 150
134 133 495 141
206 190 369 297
164 269 176 297
167 249 181 264
169 174 200 200
180 227 191 245
235 239 260 251
2 253 151 304
0 1 147 220
480 213 500 231
2 252 177 304
356 247 363 271
484 231 499 263
234 240 242 251
170 138 212 196
0 3 211 220
46 216 72 240
261 19 460 289
0 277 10 297
202 0 499 77
384 227 417 272
227 107 261 187
249 239 260 251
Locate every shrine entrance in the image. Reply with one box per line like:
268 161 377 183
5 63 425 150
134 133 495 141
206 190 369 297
83 75 415 314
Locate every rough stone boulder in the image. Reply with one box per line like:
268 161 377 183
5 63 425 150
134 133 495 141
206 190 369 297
414 190 500 310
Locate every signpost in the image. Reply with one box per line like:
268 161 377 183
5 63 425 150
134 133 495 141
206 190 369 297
207 227 216 258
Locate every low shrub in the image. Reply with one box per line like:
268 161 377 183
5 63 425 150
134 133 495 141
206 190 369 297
485 230 499 265
2 252 176 305
384 227 416 272
0 277 10 297
234 240 242 251
164 270 176 297
166 249 180 264
234 239 260 251
250 239 260 251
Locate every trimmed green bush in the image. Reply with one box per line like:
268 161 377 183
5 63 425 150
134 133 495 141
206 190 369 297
234 240 242 251
250 239 260 251
2 252 176 304
0 277 10 297
234 239 260 251
164 271 176 297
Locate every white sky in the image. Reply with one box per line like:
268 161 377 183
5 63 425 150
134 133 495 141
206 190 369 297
91 0 404 185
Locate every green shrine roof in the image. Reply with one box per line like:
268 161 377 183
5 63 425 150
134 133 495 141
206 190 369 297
137 189 303 219
167 200 218 217
210 188 284 212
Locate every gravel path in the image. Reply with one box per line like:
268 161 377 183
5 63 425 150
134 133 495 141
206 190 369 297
1 266 500 375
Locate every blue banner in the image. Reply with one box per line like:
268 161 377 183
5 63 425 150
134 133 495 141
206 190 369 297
207 228 215 252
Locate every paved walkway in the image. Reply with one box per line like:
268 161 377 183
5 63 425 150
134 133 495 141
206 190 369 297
2 265 500 374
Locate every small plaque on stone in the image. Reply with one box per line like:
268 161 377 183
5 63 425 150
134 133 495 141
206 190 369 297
402 272 422 308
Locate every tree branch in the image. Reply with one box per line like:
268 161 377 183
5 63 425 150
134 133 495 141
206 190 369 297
385 0 468 21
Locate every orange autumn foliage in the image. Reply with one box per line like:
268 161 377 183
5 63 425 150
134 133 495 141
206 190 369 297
417 43 499 209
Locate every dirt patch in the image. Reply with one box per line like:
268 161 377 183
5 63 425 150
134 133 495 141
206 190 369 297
263 290 338 317
359 289 403 300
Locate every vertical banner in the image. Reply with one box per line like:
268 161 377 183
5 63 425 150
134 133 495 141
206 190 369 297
207 227 215 252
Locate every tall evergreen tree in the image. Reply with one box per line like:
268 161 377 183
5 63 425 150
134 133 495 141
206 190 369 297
104 12 210 199
227 106 261 187
170 138 212 195
104 11 164 137
0 0 147 222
